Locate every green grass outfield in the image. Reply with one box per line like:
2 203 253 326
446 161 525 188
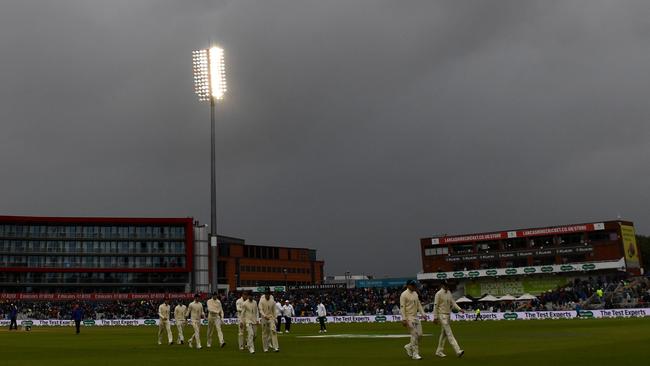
1 318 649 366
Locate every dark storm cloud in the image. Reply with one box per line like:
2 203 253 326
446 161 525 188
1 0 649 276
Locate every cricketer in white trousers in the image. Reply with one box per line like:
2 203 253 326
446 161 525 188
174 304 187 344
186 300 204 348
436 314 461 354
433 288 463 356
158 319 173 344
400 288 425 358
241 299 259 353
207 316 224 347
206 298 225 347
158 303 173 345
188 320 202 347
236 297 246 350
406 319 423 354
260 317 279 352
175 318 186 344
258 295 279 352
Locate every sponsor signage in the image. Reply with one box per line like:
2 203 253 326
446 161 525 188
255 286 286 293
287 284 346 290
451 308 650 321
0 293 195 301
621 224 641 269
430 222 605 245
465 277 568 297
535 249 555 256
356 278 417 288
7 308 650 327
418 258 625 281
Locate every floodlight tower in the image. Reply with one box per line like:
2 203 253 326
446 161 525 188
192 46 227 293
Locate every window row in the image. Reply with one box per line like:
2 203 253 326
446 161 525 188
0 255 186 269
448 254 591 271
0 240 185 254
0 272 189 284
0 224 185 239
426 231 618 256
244 245 280 260
424 247 449 256
240 265 310 274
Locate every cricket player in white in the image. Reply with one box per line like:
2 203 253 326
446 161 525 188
240 292 259 354
187 294 205 349
174 301 187 344
206 292 225 348
258 289 279 352
400 280 425 360
434 281 465 358
158 298 173 345
282 300 294 333
275 300 284 333
316 300 327 333
236 292 247 350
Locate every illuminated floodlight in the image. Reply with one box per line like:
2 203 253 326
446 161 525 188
192 46 227 101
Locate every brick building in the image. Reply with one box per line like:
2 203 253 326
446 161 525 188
418 220 642 282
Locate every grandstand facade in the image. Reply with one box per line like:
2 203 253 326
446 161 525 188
418 220 642 292
0 215 324 293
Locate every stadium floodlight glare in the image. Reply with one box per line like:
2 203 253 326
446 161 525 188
192 45 228 293
192 46 227 101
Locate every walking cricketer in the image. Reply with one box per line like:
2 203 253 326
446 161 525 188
206 292 226 348
400 280 425 360
236 292 248 350
240 291 259 354
258 288 280 352
434 281 465 358
158 298 173 345
186 294 205 349
174 300 187 344
275 299 284 333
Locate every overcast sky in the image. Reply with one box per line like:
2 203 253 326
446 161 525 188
1 0 649 277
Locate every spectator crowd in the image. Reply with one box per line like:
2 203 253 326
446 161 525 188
2 276 649 321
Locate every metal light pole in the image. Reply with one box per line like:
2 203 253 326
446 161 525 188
193 46 227 293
